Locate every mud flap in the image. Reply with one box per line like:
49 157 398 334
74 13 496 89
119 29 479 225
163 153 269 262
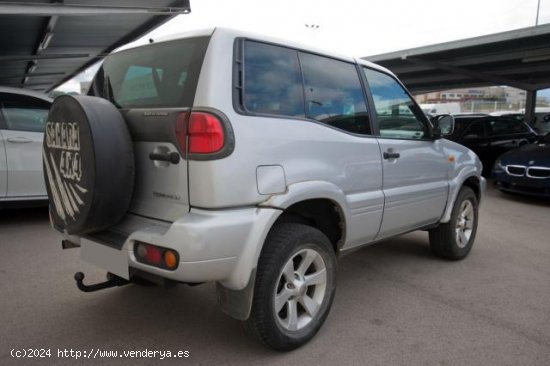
216 269 256 321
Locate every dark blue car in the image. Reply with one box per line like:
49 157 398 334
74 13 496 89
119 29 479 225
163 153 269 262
493 133 550 197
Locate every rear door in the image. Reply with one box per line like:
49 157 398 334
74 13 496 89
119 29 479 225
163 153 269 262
485 118 537 170
91 36 210 221
362 67 449 238
486 118 534 148
0 94 49 198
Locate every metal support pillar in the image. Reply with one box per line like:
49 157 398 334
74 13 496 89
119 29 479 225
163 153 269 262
524 90 537 126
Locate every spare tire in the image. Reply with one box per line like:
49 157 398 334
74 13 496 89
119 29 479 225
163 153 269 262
43 95 134 235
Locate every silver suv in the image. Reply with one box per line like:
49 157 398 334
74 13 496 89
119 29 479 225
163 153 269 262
43 28 486 351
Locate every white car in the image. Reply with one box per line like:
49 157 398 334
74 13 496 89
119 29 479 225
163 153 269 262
0 86 52 207
45 28 485 351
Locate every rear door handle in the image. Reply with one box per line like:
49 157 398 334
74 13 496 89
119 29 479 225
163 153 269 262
7 137 32 143
383 151 400 160
149 151 180 164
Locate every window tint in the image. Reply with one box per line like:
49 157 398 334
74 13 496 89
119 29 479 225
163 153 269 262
243 41 304 117
487 119 529 136
0 96 50 132
463 121 485 138
92 37 208 108
118 66 160 102
300 53 370 134
363 67 428 139
541 116 550 134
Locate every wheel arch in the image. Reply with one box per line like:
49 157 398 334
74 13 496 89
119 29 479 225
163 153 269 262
441 172 485 223
217 181 349 321
260 181 349 251
463 176 482 202
274 199 346 253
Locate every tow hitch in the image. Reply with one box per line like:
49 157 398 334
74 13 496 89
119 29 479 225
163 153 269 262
74 272 130 292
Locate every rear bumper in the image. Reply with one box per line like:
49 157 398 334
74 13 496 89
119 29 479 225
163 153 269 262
74 207 281 290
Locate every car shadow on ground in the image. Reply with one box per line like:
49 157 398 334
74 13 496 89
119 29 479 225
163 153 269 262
492 190 550 207
0 206 49 223
0 207 446 359
41 234 437 358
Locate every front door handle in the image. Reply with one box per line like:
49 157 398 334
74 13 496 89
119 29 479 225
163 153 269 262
7 137 32 143
383 151 400 160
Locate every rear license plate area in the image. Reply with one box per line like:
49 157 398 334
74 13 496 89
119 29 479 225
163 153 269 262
81 238 129 279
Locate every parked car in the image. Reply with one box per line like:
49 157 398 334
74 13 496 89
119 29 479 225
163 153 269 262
488 111 549 135
43 28 486 351
446 115 538 176
534 113 550 135
453 113 489 117
489 111 525 121
493 133 550 197
516 107 550 134
0 86 52 207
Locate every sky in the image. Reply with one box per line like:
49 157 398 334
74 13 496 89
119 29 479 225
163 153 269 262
58 0 550 96
144 0 550 57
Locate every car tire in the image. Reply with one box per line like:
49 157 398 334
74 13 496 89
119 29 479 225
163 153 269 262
245 223 337 351
429 186 478 260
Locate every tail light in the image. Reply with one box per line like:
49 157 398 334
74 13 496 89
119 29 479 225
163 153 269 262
188 112 225 154
145 245 162 265
134 242 179 270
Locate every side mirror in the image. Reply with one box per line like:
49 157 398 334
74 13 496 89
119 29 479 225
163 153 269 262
431 114 455 138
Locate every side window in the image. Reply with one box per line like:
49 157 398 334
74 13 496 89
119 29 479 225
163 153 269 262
299 53 370 135
363 67 428 139
463 121 486 138
243 41 304 117
487 119 528 136
0 96 50 133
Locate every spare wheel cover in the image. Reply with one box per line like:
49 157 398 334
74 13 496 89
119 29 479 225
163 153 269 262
43 95 135 235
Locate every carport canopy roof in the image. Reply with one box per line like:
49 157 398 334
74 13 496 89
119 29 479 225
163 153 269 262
0 0 190 93
363 24 550 94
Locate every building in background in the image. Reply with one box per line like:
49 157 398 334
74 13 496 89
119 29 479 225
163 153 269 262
415 86 549 114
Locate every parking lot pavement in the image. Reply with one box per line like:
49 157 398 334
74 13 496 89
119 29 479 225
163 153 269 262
1 186 549 365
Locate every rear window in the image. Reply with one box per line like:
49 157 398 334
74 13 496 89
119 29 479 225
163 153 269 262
487 119 529 135
90 37 209 108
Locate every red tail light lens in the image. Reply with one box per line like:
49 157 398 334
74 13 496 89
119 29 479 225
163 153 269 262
188 112 225 154
145 245 162 265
